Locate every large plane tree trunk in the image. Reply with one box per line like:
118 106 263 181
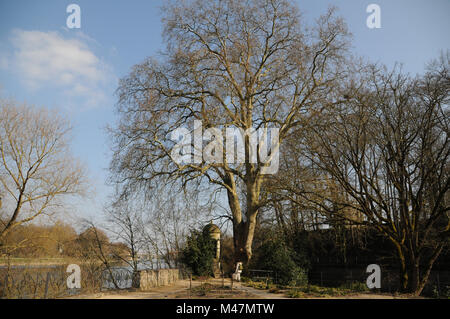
225 172 261 267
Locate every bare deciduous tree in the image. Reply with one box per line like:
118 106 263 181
110 0 351 264
304 56 449 295
104 200 147 287
0 99 87 245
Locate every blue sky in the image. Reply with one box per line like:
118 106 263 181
0 0 449 222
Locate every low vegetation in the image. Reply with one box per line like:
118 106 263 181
285 283 369 298
242 276 369 298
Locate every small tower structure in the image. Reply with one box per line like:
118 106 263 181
203 222 221 278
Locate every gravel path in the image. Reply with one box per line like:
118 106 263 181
67 278 421 299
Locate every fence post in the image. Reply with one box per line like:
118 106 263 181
320 272 323 287
43 272 50 299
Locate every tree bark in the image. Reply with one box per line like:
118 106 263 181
232 212 258 266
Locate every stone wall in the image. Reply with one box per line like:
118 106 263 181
138 269 182 290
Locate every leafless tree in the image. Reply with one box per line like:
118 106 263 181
0 99 87 245
110 0 352 264
104 182 214 273
303 55 449 295
76 221 121 290
104 200 147 287
142 184 214 269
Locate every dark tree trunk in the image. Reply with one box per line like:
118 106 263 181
233 221 249 266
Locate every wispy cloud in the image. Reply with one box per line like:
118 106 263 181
6 29 115 109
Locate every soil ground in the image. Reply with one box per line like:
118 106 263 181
67 278 424 299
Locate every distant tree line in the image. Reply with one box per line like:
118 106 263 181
0 221 128 261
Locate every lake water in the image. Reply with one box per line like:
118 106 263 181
0 259 173 291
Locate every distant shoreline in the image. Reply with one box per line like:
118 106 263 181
0 258 89 267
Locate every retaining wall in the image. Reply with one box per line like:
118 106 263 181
138 269 181 290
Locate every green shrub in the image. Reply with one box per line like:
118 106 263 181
443 286 450 299
431 285 450 299
180 228 216 277
249 238 308 286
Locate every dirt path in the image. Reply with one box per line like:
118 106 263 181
69 280 201 299
70 278 283 299
67 278 420 299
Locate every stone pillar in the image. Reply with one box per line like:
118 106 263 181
204 222 221 278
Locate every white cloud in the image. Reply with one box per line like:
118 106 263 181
8 29 114 108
